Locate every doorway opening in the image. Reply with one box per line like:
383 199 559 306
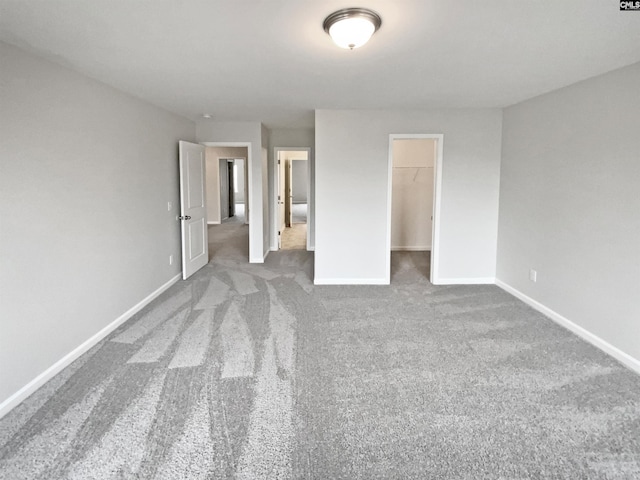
273 148 311 251
387 134 443 284
203 144 250 262
219 158 246 224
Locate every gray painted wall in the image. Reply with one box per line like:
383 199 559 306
497 62 640 363
0 42 195 406
314 109 502 283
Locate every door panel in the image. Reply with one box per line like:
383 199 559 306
179 141 208 279
286 160 292 228
187 156 203 208
188 218 206 260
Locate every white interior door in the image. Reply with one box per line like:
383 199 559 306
278 155 285 248
179 141 208 279
286 161 293 227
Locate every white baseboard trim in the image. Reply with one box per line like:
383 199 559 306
0 273 182 420
496 279 640 375
391 246 432 251
207 221 221 225
433 277 496 285
270 246 313 253
314 278 389 285
250 250 269 264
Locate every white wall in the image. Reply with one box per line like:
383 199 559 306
391 139 435 250
234 159 245 204
497 62 640 367
261 125 270 256
268 128 315 250
315 109 502 284
204 146 247 224
0 42 195 410
291 159 308 204
196 121 266 262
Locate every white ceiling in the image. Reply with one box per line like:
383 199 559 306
2 0 639 129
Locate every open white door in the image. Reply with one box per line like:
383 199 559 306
277 155 285 249
179 141 208 279
286 161 293 227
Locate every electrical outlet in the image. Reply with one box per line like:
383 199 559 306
169 255 173 266
529 269 537 282
167 201 172 211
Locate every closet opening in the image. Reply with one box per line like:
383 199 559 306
387 134 443 284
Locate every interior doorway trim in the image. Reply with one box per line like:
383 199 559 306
272 147 312 251
386 134 444 284
201 142 254 261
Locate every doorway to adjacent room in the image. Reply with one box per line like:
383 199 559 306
274 148 310 251
387 134 443 284
203 145 250 263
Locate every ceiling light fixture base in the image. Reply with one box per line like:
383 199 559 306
323 8 382 50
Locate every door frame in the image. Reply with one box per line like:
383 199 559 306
386 134 444 284
272 147 312 251
202 142 252 261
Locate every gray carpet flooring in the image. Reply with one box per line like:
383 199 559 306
1 221 639 479
223 203 245 224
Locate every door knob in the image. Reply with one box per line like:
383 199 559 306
179 215 191 220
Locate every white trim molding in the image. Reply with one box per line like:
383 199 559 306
496 279 640 375
0 273 182 419
433 277 496 285
314 278 389 285
207 221 221 225
391 246 432 251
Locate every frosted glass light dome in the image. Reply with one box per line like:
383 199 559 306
323 8 382 50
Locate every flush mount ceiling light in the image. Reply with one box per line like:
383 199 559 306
323 8 382 50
